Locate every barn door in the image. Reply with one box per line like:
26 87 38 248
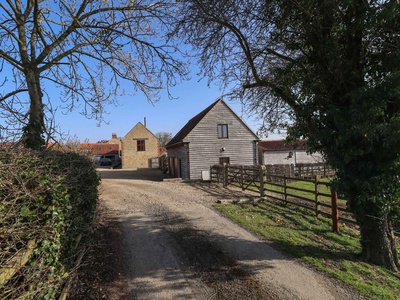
174 158 179 178
219 157 230 165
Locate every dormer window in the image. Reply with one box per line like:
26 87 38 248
217 124 228 139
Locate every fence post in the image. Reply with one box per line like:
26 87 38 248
210 165 213 182
240 165 244 190
315 175 320 217
283 174 287 205
331 190 340 233
223 163 228 187
259 165 265 197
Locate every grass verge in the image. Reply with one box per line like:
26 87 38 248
214 200 400 300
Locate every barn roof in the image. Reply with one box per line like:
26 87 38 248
258 140 307 151
166 98 258 148
166 98 221 147
79 143 119 155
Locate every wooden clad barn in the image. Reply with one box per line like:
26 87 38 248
166 98 259 180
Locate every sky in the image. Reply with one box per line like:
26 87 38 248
55 71 286 143
0 1 287 144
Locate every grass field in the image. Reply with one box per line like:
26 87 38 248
263 177 347 205
214 200 400 300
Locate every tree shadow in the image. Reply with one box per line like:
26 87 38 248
97 168 166 182
86 208 283 299
187 181 258 202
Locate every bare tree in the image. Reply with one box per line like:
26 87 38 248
155 131 172 147
0 0 188 149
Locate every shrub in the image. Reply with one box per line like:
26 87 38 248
0 148 100 299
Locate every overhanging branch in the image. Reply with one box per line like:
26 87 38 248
0 89 29 103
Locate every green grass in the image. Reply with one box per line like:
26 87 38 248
214 200 400 299
260 178 347 208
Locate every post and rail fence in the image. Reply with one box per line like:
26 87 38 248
210 163 353 233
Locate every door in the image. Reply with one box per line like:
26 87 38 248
174 158 179 178
219 157 230 165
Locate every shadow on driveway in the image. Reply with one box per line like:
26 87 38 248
97 168 166 182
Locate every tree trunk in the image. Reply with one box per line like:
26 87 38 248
353 206 400 272
23 68 45 150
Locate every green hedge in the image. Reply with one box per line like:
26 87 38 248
0 149 100 299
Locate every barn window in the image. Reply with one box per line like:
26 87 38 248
217 124 228 139
137 140 145 151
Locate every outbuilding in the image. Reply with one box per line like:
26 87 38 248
166 98 259 180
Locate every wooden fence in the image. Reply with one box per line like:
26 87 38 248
261 173 356 226
0 234 84 299
210 164 355 232
264 163 335 178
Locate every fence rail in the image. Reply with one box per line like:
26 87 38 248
265 163 335 178
0 240 36 289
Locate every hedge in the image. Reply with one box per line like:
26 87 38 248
0 148 100 299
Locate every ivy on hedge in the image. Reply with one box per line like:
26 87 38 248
0 148 100 299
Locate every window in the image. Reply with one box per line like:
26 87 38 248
217 124 228 139
137 140 145 151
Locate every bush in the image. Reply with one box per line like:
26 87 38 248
0 148 100 299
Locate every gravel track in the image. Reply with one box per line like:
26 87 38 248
96 168 362 300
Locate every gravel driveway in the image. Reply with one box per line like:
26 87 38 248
96 168 361 300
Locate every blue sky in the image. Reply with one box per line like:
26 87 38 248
55 71 285 143
0 3 286 144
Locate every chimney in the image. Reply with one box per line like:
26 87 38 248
144 117 147 127
112 133 117 139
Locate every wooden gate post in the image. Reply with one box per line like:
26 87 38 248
240 165 244 190
331 190 340 233
259 165 266 197
223 163 228 187
283 174 287 205
315 175 320 217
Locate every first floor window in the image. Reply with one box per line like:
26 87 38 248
137 140 145 151
217 124 229 138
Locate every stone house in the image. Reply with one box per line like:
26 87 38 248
79 124 160 168
121 122 160 169
166 98 259 180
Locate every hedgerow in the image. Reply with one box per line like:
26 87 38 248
0 148 100 299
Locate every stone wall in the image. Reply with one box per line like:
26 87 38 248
121 122 160 169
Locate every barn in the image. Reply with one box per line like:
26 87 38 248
166 98 259 180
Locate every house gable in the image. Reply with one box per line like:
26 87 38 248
185 100 258 142
121 122 160 169
166 98 258 147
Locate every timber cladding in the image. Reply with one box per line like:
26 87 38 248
121 122 160 169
